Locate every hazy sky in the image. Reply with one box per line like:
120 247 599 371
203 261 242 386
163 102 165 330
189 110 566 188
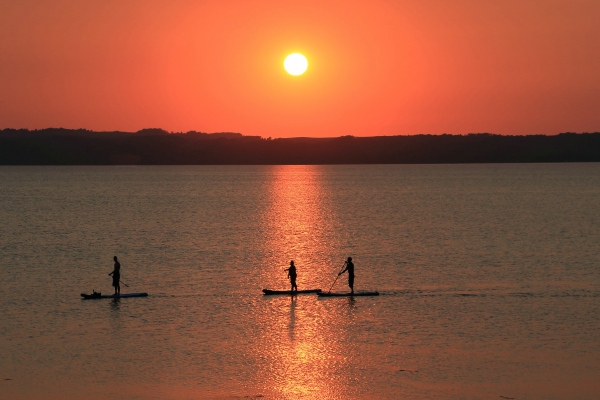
1 0 599 137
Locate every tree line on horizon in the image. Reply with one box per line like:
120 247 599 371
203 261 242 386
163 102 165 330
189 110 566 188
1 128 599 165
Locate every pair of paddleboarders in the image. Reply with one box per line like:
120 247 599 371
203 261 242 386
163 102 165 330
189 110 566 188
284 257 355 293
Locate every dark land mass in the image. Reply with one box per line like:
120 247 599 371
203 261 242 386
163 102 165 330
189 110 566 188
1 128 599 165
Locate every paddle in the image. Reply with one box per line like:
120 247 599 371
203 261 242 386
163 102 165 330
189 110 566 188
328 262 347 293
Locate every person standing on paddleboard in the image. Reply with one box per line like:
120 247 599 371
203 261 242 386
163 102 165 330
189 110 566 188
285 260 298 292
108 256 121 295
338 257 355 294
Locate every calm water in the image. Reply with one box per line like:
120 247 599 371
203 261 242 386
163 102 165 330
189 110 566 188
1 164 599 399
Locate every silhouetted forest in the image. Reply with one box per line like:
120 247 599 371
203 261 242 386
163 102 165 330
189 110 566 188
1 128 599 165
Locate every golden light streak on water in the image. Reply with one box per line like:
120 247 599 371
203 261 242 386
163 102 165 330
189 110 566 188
254 165 350 398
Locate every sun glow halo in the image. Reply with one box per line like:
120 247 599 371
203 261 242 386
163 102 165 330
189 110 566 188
284 53 308 76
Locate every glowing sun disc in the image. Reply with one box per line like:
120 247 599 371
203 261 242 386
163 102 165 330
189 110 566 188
284 53 308 76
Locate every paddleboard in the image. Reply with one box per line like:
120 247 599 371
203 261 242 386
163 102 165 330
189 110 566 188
317 291 379 297
262 289 322 295
81 292 148 299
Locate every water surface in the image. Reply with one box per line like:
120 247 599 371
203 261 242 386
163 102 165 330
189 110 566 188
1 164 599 399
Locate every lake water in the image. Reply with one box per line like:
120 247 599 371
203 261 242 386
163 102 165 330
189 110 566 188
1 164 599 399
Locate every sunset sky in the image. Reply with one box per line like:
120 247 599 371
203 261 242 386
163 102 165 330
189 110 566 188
1 0 599 138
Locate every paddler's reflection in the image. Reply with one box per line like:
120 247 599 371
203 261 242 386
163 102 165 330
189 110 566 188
110 297 121 312
347 297 356 308
288 295 296 340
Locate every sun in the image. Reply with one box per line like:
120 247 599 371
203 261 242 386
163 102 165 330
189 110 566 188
284 53 308 76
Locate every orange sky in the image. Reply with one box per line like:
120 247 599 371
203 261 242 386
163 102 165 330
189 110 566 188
1 0 599 137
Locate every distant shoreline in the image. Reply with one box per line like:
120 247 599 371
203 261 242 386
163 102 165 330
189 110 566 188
1 128 599 165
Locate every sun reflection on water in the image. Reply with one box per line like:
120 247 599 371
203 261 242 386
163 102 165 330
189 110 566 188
253 165 351 398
